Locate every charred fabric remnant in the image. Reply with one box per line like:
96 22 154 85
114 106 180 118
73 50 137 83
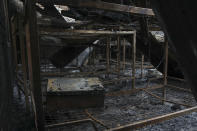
150 0 197 100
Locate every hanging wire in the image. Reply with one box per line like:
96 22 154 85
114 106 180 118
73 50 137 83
154 54 164 70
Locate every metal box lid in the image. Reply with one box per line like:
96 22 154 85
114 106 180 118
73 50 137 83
47 77 104 95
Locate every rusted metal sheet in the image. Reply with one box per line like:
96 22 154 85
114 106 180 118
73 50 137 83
47 77 104 110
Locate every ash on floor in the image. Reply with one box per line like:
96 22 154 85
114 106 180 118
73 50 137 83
46 77 197 131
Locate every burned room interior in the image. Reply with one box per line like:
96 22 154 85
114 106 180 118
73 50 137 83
1 0 197 130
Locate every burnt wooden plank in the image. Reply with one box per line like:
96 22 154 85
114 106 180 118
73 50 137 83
38 0 154 16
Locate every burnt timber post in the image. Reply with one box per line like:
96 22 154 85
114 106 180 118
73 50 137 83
25 0 45 130
11 18 18 73
163 35 168 104
106 37 110 76
11 17 21 99
141 54 144 78
117 36 121 77
123 38 126 70
18 17 30 112
132 32 136 89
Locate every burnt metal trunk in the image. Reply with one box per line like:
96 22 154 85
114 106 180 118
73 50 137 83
46 78 104 111
151 0 197 100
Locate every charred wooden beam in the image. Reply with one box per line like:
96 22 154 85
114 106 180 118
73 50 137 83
61 8 132 23
38 18 91 28
40 36 99 46
38 0 155 16
40 29 135 35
